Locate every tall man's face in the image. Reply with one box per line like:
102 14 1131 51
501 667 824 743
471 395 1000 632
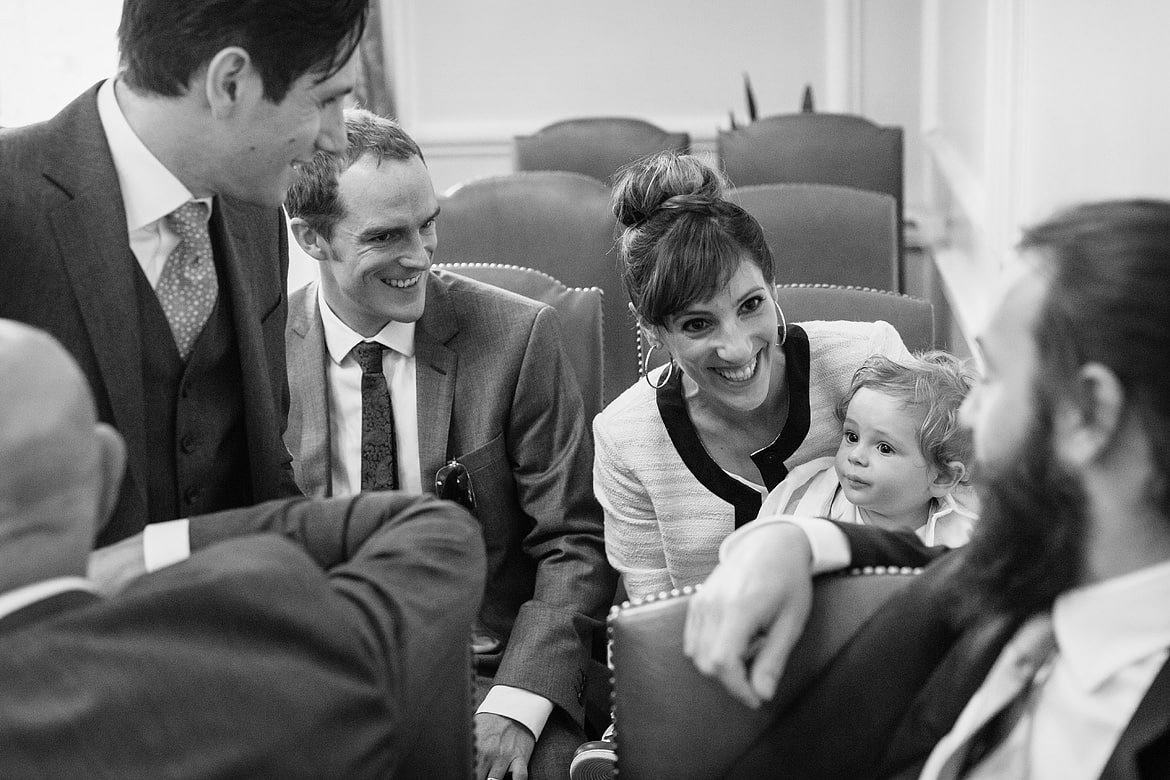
952 258 1089 617
214 55 358 209
316 154 439 337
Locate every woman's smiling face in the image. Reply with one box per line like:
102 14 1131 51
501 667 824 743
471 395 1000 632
657 257 782 414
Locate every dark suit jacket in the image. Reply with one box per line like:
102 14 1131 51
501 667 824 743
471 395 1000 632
0 83 300 541
0 493 485 779
284 271 614 725
727 526 1170 779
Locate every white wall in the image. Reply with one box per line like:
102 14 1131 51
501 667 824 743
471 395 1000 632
0 0 121 126
919 0 1170 342
386 0 833 192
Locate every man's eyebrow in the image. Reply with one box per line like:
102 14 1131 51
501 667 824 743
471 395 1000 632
355 224 404 242
354 207 441 243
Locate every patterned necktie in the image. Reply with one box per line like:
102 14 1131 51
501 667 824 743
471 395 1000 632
353 341 399 491
157 201 218 359
932 615 1057 780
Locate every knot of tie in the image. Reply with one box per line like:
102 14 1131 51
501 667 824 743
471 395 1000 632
353 342 386 374
165 201 213 283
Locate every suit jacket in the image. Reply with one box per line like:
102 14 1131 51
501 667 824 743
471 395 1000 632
0 83 300 542
284 271 614 725
726 526 1170 779
0 493 485 779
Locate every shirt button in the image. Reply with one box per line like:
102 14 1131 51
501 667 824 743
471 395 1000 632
180 434 197 454
184 486 202 504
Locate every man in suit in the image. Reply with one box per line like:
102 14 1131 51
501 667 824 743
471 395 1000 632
687 199 1170 778
0 317 486 778
0 0 370 545
280 109 614 780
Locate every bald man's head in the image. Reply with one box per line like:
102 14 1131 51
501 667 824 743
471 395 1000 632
0 321 125 579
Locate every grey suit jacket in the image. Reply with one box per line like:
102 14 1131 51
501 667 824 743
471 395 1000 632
285 271 614 724
0 493 485 779
0 83 300 544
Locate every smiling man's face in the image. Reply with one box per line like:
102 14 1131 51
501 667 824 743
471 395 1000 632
316 154 439 336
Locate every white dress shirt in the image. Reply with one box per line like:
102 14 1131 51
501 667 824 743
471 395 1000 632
95 78 210 286
0 577 96 621
317 286 422 495
721 519 1170 778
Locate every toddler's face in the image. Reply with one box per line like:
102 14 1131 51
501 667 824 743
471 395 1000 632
834 387 940 531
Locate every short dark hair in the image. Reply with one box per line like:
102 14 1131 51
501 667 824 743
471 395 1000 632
285 108 425 239
118 0 369 103
1020 199 1170 515
837 351 976 481
611 152 774 327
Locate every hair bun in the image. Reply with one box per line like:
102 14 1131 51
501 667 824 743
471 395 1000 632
611 151 727 228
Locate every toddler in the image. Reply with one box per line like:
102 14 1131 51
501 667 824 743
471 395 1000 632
759 351 978 547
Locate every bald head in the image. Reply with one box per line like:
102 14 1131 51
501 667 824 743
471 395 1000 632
0 321 124 579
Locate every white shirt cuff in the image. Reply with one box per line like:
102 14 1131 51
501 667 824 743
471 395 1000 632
719 515 852 575
142 519 191 572
476 685 553 741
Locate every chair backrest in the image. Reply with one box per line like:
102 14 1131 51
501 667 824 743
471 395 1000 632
609 569 919 779
717 113 904 287
513 117 691 185
437 172 637 403
432 263 605 423
776 283 935 353
732 183 899 291
639 283 935 376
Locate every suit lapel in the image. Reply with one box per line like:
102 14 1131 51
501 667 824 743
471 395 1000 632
43 86 148 509
213 196 285 498
414 274 459 481
285 282 334 497
879 610 1019 776
1101 656 1170 779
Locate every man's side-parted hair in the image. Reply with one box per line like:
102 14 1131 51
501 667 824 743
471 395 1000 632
285 109 425 240
1021 198 1170 517
118 0 368 103
837 351 977 482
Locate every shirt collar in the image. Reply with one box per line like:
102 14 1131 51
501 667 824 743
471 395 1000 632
96 78 200 233
317 283 416 364
0 577 96 622
1053 557 1170 692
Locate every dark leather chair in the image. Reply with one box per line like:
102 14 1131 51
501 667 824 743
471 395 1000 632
639 283 936 377
609 568 920 779
717 113 905 288
433 262 605 423
513 117 690 185
733 183 899 292
437 172 637 403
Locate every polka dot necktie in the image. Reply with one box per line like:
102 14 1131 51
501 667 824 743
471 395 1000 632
353 341 399 491
157 201 217 360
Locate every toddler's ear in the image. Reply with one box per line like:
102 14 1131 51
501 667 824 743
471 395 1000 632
929 460 967 497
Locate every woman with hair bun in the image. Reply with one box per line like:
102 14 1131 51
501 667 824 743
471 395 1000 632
594 152 911 600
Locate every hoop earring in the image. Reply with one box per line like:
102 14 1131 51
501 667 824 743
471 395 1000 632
774 298 788 347
643 343 675 389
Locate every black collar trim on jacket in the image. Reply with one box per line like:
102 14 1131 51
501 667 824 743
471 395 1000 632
656 324 812 527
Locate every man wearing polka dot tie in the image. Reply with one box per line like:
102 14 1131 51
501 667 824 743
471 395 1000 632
0 0 369 546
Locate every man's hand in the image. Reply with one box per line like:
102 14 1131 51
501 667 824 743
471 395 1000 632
475 712 536 780
684 522 816 708
86 532 148 596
